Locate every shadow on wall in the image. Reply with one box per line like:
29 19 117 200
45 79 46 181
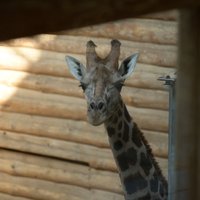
0 26 174 199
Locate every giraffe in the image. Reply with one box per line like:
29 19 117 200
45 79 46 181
65 40 168 200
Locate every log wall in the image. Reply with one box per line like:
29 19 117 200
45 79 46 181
0 11 177 200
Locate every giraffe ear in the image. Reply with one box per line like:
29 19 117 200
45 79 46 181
65 56 86 81
118 53 139 79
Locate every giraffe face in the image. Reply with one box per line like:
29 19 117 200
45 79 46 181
78 64 123 125
66 40 138 126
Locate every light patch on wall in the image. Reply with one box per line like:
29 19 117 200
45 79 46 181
0 46 42 69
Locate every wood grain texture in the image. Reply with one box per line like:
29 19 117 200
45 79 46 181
0 193 33 200
0 85 168 132
0 12 174 199
0 172 123 200
0 150 122 194
1 35 177 67
0 130 116 171
0 111 168 158
0 130 168 172
0 70 169 110
62 18 178 45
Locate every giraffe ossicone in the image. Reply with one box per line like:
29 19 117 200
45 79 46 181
65 40 168 200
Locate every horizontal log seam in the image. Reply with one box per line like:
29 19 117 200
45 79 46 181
0 158 123 194
0 72 169 110
0 103 168 132
0 192 34 200
0 36 177 67
0 172 124 200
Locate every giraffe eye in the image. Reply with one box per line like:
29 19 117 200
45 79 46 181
79 82 87 91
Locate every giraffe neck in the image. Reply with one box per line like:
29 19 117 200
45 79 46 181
104 99 168 200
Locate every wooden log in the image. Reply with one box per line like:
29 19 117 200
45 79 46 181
0 150 122 194
126 66 171 90
62 18 178 45
0 85 168 132
1 35 177 67
0 130 116 171
0 172 83 200
0 159 122 194
128 106 168 132
0 69 84 98
0 46 68 77
143 130 168 158
2 34 175 53
0 111 168 158
0 111 107 148
0 130 168 173
0 150 167 193
123 86 168 110
0 46 175 90
0 193 32 200
0 149 168 190
0 62 173 91
0 84 87 121
0 172 123 200
0 70 169 110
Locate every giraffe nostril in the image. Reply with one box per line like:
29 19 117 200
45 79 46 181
90 102 96 110
98 102 105 110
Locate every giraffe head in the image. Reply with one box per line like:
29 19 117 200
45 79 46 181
66 40 138 126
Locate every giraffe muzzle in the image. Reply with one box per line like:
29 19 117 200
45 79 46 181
89 101 105 111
